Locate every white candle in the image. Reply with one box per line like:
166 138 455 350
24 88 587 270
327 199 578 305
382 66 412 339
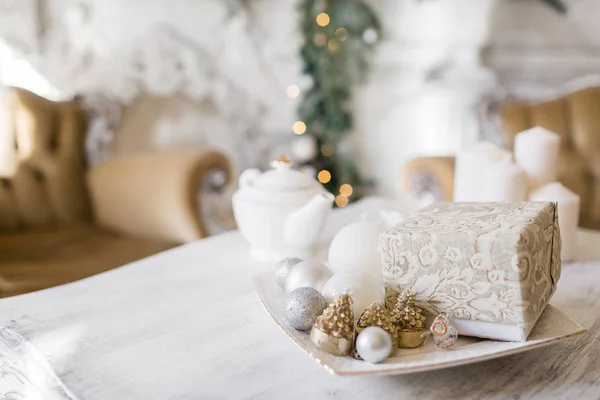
454 142 511 202
482 159 527 202
530 182 580 261
513 127 560 193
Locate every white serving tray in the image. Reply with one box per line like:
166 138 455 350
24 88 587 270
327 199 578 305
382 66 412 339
254 272 585 376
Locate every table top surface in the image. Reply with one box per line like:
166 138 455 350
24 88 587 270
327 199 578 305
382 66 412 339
0 198 599 400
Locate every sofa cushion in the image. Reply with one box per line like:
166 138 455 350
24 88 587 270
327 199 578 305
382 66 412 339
0 89 92 231
0 225 174 297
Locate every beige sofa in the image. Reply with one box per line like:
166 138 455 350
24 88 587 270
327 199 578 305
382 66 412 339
0 88 232 297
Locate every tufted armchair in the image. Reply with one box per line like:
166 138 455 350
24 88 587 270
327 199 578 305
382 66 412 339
401 87 600 230
0 88 232 297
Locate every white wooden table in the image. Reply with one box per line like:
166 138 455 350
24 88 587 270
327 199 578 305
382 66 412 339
0 198 599 399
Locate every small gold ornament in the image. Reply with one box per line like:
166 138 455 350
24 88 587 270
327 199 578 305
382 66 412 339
392 289 427 348
355 302 397 358
310 294 354 356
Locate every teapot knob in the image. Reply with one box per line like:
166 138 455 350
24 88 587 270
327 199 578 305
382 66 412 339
270 155 293 169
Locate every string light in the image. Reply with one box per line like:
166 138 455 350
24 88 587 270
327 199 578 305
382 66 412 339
317 170 331 184
321 144 333 157
340 183 353 197
335 27 348 41
286 85 300 98
335 194 349 207
316 12 330 27
292 121 307 135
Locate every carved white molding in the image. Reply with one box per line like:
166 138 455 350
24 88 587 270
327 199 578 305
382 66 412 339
131 26 212 100
484 47 600 97
0 0 297 169
82 94 122 164
35 2 275 108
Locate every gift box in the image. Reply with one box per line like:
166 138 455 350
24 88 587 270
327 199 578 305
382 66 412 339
380 202 561 342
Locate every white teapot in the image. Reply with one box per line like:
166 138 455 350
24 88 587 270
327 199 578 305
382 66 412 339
232 156 334 261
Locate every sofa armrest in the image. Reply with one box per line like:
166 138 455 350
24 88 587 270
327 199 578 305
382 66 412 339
400 156 456 202
88 149 233 244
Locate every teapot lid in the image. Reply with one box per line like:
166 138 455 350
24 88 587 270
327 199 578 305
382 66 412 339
253 155 319 192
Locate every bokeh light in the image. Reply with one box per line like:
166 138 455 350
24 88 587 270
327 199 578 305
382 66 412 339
316 13 330 27
318 170 331 183
340 183 353 197
335 27 348 41
292 121 307 135
286 84 300 98
321 144 333 157
313 32 327 47
335 194 349 207
327 39 341 52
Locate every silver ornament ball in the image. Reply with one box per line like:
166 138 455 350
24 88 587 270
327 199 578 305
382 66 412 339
355 327 393 364
275 257 303 289
285 287 327 331
284 260 332 294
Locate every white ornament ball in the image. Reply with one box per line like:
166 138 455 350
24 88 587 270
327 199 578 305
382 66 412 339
355 327 392 364
275 257 303 289
285 260 333 294
321 272 384 317
328 221 383 284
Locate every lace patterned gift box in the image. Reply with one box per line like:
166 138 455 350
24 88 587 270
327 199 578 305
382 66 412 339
380 202 561 342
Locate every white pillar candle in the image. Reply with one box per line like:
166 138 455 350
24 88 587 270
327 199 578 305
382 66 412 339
454 142 511 202
530 182 580 261
482 159 527 202
513 127 560 194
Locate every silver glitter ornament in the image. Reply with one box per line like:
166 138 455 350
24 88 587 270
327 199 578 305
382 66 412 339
355 327 392 364
285 287 327 331
275 257 303 289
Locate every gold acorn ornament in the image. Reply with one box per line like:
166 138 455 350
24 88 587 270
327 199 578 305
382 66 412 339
310 294 354 356
392 289 426 348
355 302 397 358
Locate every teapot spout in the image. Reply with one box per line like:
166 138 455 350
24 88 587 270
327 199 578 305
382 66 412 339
284 192 335 248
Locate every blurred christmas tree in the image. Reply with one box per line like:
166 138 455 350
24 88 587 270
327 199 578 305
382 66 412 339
294 0 562 207
296 0 380 206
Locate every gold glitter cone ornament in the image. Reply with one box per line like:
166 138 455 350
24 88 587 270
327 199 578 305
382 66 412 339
355 302 397 358
392 289 426 348
310 294 354 356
